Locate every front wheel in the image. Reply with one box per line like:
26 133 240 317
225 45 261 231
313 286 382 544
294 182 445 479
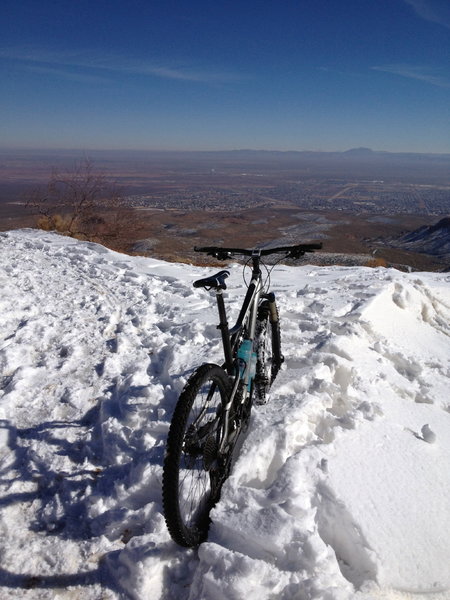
162 363 231 547
253 299 283 404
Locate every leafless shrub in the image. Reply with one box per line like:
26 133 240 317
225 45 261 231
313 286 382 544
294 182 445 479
27 159 141 250
366 257 387 268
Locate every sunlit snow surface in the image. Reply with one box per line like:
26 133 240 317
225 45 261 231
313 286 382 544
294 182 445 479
1 229 449 600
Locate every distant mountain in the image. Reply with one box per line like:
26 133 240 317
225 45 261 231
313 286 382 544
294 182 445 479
343 147 376 156
387 217 450 258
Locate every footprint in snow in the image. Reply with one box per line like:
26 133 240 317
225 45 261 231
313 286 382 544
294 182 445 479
420 424 436 444
409 424 437 444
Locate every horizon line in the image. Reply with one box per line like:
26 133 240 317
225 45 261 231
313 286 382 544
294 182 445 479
1 145 450 157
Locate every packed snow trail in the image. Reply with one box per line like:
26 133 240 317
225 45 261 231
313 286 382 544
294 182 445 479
0 230 449 599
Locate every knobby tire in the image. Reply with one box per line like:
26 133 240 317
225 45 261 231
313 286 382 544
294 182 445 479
162 363 231 547
254 299 283 404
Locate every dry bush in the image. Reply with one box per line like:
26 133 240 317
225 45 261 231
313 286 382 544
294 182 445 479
36 215 53 231
36 214 73 233
366 257 387 268
27 159 142 251
161 253 195 264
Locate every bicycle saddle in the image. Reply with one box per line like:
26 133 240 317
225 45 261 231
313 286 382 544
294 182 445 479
193 270 230 290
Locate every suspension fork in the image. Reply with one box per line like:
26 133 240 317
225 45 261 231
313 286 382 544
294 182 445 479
262 291 279 323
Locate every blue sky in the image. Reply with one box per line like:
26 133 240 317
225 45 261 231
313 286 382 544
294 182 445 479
1 0 449 152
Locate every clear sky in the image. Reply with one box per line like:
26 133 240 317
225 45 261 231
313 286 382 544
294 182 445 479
1 0 449 153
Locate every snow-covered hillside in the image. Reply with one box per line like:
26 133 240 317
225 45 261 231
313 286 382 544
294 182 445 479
386 217 450 260
1 229 450 600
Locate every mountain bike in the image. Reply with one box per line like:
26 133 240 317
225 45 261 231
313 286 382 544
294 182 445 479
162 243 322 547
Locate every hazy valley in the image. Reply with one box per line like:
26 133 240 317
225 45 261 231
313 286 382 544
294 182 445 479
1 147 449 271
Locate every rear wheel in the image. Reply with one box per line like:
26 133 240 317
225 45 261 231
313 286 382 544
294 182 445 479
162 363 231 547
254 300 283 404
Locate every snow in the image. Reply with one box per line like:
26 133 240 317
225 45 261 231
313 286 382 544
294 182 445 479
0 228 449 600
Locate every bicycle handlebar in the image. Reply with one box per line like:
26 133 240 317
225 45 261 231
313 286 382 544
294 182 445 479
194 243 322 260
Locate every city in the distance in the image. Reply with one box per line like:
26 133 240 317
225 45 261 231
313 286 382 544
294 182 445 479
0 146 449 271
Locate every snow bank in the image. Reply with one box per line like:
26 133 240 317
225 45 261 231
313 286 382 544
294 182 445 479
0 229 449 599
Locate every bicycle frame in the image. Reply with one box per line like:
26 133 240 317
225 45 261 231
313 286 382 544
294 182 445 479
193 242 321 455
213 250 265 453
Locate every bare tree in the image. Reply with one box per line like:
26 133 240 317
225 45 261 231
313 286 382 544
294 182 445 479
27 158 140 250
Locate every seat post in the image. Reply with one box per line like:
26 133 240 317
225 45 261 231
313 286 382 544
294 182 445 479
216 290 233 374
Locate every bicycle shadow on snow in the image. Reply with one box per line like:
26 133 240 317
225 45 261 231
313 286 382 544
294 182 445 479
0 370 186 597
